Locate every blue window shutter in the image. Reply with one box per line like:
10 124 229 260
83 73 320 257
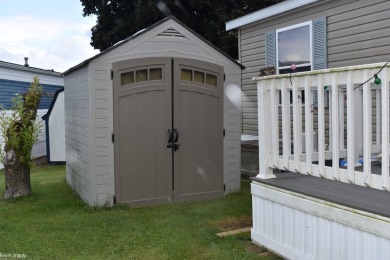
265 30 276 67
312 17 327 70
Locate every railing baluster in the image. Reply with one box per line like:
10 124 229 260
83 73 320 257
293 77 302 172
376 89 381 146
381 67 389 190
339 88 345 150
362 69 372 187
331 73 340 181
318 75 325 178
305 76 313 175
281 78 291 170
346 71 355 183
270 79 279 167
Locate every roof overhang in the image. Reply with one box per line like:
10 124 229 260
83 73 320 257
0 60 63 77
226 0 324 30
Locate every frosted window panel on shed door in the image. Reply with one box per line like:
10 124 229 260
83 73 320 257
121 71 134 85
136 69 148 82
206 74 217 87
149 68 162 80
194 71 204 83
181 69 192 81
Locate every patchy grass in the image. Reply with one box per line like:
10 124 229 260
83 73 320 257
0 164 280 259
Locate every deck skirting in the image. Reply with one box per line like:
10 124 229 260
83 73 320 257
252 181 390 260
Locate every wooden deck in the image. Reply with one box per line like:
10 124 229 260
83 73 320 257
252 170 390 218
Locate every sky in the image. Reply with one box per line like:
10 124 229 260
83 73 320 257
0 0 100 73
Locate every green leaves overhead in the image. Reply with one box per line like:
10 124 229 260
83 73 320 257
81 0 285 59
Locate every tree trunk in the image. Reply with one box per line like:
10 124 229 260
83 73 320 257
4 150 31 199
2 77 42 199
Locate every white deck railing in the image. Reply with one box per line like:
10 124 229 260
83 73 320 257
256 62 390 191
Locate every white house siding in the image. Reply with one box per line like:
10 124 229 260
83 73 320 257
65 66 93 204
251 182 390 260
239 0 390 135
0 109 47 169
0 66 63 86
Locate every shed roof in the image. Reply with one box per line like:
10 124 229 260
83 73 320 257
64 16 244 75
226 0 328 30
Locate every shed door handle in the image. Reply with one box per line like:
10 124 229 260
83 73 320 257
168 129 173 143
173 129 179 143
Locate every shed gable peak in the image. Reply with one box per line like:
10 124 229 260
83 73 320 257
156 27 187 39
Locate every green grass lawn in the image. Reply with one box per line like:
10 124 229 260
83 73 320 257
0 164 279 259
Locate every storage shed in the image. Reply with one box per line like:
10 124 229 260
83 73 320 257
64 16 243 206
42 88 65 163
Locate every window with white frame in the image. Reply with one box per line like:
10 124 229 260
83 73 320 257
276 21 312 75
265 17 328 105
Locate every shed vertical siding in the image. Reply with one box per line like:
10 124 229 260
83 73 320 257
239 0 390 135
65 66 93 204
90 65 115 205
224 69 242 192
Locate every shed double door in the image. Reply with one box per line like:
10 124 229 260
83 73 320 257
113 57 223 206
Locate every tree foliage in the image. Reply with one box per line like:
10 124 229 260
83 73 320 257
81 0 285 59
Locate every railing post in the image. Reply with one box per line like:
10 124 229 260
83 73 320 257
257 79 276 179
270 79 279 168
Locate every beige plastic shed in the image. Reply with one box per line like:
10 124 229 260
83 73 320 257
64 16 243 206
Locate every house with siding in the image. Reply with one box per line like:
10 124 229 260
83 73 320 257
227 0 390 136
227 0 390 259
227 0 390 174
0 59 63 166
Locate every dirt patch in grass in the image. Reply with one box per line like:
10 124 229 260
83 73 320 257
210 215 252 231
244 241 268 254
211 216 283 259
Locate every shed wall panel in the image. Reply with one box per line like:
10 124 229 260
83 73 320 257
224 70 242 192
239 0 390 135
65 66 92 204
48 92 66 162
90 67 115 205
